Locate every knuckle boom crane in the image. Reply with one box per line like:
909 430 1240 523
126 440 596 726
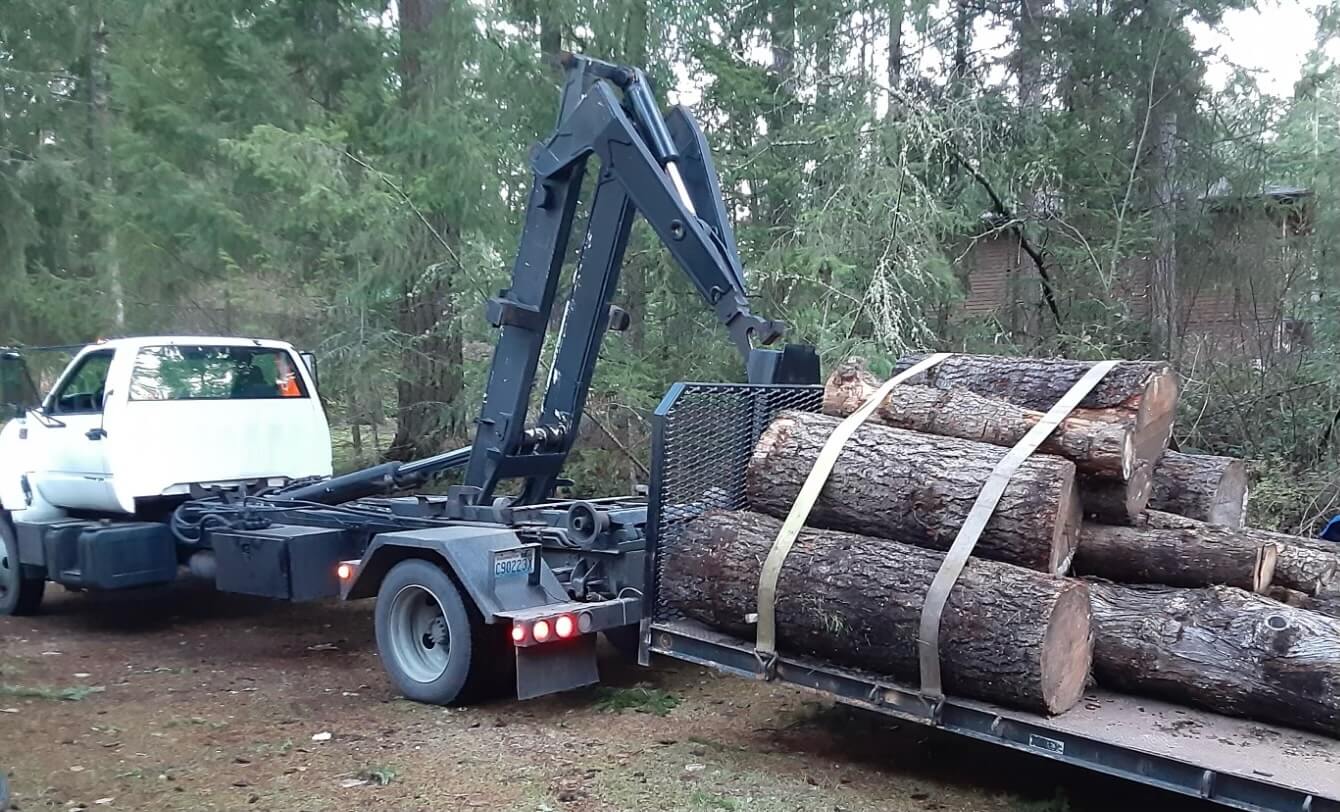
169 52 818 704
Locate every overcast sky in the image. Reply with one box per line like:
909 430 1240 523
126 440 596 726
1195 0 1328 95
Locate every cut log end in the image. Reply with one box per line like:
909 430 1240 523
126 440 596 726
1254 543 1280 595
1134 367 1179 453
1053 474 1084 574
1078 462 1154 525
1040 583 1094 714
1207 461 1250 529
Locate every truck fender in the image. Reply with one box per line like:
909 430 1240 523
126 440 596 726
344 526 567 623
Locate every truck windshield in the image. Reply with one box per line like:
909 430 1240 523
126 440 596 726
129 345 308 401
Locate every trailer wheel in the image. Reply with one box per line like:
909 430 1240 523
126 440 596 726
0 517 44 616
374 559 505 705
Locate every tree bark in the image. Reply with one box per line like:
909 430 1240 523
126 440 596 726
1089 582 1340 736
886 0 906 102
1148 451 1249 528
824 358 1139 479
894 353 1178 463
661 510 1093 714
89 5 125 331
746 410 1082 573
1144 511 1340 597
1149 107 1179 362
1268 587 1340 622
387 0 466 461
1076 521 1277 592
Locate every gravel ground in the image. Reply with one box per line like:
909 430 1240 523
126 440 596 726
0 581 1218 812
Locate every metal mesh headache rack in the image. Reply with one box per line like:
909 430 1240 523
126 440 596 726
644 382 823 625
640 381 1340 812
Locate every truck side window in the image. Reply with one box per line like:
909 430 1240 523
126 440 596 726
128 346 308 401
49 350 115 415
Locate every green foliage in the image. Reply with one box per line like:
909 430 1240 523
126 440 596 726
593 685 681 716
358 765 399 786
2 0 1337 525
0 683 105 701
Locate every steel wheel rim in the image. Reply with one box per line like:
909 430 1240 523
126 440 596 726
387 584 451 683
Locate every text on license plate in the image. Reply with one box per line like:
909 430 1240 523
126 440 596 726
493 549 535 578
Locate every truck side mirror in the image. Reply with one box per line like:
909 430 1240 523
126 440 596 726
299 351 319 390
0 351 39 419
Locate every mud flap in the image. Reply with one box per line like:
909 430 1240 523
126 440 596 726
515 633 599 700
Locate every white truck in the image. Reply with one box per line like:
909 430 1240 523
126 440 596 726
0 336 331 614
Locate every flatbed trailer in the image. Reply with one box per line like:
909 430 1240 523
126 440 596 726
638 381 1340 812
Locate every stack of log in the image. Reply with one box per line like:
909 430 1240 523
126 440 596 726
660 353 1340 736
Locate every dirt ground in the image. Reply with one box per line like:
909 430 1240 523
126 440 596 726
0 582 1218 812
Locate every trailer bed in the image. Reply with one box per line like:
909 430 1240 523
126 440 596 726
645 382 1340 812
649 619 1340 812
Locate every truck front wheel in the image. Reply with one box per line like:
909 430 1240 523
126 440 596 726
374 558 508 705
0 518 44 616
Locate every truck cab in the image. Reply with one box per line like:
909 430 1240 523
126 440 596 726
0 337 331 519
0 337 332 614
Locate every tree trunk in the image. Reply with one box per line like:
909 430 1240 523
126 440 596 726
539 0 562 67
1268 587 1340 622
766 0 797 235
1148 451 1249 528
388 0 466 461
1013 0 1051 111
89 6 125 331
1149 106 1179 362
1089 582 1340 736
620 0 650 352
952 0 972 84
886 0 906 103
745 410 1082 573
824 358 1140 479
893 353 1178 463
661 510 1093 714
1144 511 1340 597
1076 521 1277 592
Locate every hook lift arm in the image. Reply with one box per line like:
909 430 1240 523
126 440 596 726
282 53 818 513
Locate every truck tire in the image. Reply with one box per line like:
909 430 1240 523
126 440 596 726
0 517 44 616
374 558 508 705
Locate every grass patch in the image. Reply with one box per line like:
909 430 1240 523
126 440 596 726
691 791 741 810
358 765 398 786
1012 790 1071 812
593 685 680 717
164 716 228 730
0 683 104 701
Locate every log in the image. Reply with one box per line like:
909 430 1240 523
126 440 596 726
822 358 1140 479
1147 451 1249 528
1088 582 1340 736
661 509 1094 714
1268 587 1340 622
1144 511 1340 596
1075 520 1277 592
893 353 1178 460
746 410 1082 573
1077 464 1154 525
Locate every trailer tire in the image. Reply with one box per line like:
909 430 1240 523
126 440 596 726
374 558 505 705
0 516 44 616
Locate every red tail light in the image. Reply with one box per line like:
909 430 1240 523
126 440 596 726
511 624 527 644
555 614 576 639
532 619 552 642
336 563 353 580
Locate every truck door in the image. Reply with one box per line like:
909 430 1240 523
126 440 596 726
28 348 122 512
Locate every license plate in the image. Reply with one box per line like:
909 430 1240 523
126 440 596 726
493 548 535 579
